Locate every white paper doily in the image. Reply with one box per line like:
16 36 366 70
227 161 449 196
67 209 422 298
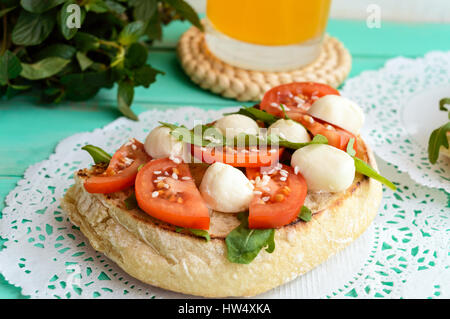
340 51 450 192
0 107 449 299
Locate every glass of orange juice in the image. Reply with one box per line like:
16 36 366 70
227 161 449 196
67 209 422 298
205 0 332 72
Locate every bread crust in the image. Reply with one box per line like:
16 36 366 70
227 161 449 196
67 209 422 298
60 142 382 297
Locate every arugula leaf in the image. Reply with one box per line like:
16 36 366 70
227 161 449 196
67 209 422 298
225 106 279 126
298 206 312 222
175 227 211 242
346 138 396 190
439 98 450 115
428 122 450 164
273 134 328 150
354 157 396 190
124 193 138 210
81 145 112 164
280 104 291 120
225 212 275 264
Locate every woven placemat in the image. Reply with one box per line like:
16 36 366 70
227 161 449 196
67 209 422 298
177 26 352 102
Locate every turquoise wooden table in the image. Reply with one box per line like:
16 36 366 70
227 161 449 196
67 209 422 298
1 19 450 298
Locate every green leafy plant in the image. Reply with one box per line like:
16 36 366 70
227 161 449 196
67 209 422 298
0 0 202 119
428 98 450 164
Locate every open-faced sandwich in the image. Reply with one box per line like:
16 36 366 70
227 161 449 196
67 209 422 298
61 82 395 297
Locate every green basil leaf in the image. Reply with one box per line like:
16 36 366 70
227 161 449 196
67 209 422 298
129 0 157 22
225 212 275 264
73 32 99 52
118 21 145 46
81 144 112 164
124 193 138 210
104 0 126 14
59 1 86 40
20 57 70 80
0 51 22 85
298 206 312 222
76 52 94 71
131 64 163 88
353 157 397 190
12 10 55 45
163 0 203 31
0 5 16 17
86 0 109 13
428 122 450 164
125 42 148 69
20 0 66 13
34 44 77 60
117 80 138 120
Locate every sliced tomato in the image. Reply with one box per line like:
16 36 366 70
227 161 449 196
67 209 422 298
135 158 210 230
190 144 284 167
297 114 357 153
246 164 307 229
84 138 151 194
260 82 340 119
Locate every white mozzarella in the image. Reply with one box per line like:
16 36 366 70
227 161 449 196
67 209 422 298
199 162 254 213
213 114 259 139
291 144 355 192
268 119 310 143
144 126 189 162
307 95 364 135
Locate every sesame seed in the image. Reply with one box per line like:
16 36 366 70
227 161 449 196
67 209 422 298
280 176 287 181
262 196 270 202
131 144 137 150
154 170 161 175
294 166 299 175
280 170 288 177
181 176 191 180
172 173 178 180
152 191 159 198
253 191 262 195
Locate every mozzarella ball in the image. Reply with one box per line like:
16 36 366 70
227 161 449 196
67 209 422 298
144 126 189 161
307 95 365 135
291 144 355 192
213 114 259 139
199 162 254 213
268 119 311 143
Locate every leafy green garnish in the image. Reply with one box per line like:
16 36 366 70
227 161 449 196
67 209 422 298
428 98 450 164
0 0 201 119
124 193 138 210
225 212 275 264
274 134 328 150
428 122 450 164
81 145 112 165
175 227 210 242
225 106 279 126
298 206 312 222
279 104 291 120
346 138 396 190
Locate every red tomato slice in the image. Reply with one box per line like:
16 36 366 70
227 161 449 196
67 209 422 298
135 158 210 230
260 82 340 119
297 114 357 153
190 144 284 167
84 138 151 194
246 164 307 229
